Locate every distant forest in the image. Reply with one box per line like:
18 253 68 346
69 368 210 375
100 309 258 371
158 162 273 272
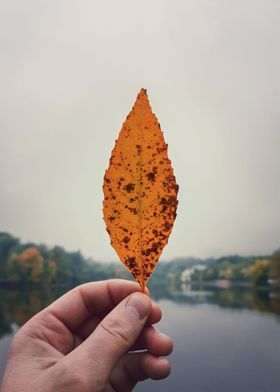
0 232 279 287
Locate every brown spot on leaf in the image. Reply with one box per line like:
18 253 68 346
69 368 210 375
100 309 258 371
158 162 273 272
146 172 156 182
124 183 135 193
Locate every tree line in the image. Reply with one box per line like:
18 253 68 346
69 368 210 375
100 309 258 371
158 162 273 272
190 253 280 286
0 232 125 285
0 232 279 287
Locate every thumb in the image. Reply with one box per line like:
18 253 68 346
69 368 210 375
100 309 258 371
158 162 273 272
66 292 151 385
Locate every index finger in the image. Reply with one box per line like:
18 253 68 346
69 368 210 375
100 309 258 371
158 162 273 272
43 279 144 331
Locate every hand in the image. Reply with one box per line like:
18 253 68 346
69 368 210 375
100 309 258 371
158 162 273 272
1 279 172 391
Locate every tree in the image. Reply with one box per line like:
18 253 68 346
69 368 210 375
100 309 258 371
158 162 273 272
6 247 44 283
249 259 270 286
49 246 72 283
0 232 20 279
46 260 57 283
269 250 280 284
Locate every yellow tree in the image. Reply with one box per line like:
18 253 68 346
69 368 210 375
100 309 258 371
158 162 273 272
249 259 270 286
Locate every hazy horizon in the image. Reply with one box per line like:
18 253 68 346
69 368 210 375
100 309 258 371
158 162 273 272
1 1 279 262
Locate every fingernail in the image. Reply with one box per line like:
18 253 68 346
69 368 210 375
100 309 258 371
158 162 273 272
126 293 151 320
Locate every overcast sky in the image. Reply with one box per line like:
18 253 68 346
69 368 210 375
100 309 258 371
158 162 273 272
0 0 279 261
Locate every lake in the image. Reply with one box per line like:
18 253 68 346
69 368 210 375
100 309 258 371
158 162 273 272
0 284 280 391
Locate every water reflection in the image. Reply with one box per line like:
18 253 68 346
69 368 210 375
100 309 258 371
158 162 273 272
151 284 280 318
0 285 280 339
0 287 68 339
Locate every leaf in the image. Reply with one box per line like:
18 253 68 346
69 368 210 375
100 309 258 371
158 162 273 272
103 89 178 292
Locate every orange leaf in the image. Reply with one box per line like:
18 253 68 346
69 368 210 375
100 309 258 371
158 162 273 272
103 89 178 292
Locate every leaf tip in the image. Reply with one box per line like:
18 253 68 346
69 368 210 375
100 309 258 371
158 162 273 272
139 88 147 96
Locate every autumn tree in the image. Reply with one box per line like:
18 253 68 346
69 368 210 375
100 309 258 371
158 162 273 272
6 247 44 283
249 259 270 286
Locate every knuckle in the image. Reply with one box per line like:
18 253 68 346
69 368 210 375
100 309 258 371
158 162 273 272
100 317 131 346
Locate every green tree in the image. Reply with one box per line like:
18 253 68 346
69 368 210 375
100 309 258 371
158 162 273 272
0 232 20 279
49 246 72 283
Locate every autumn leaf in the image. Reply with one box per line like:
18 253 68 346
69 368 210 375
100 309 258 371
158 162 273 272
103 89 178 292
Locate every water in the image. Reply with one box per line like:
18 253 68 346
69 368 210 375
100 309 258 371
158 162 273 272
0 285 280 391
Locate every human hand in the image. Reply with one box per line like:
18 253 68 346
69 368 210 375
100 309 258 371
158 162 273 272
1 279 172 391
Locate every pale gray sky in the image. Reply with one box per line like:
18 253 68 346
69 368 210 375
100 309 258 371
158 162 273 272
0 0 279 261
